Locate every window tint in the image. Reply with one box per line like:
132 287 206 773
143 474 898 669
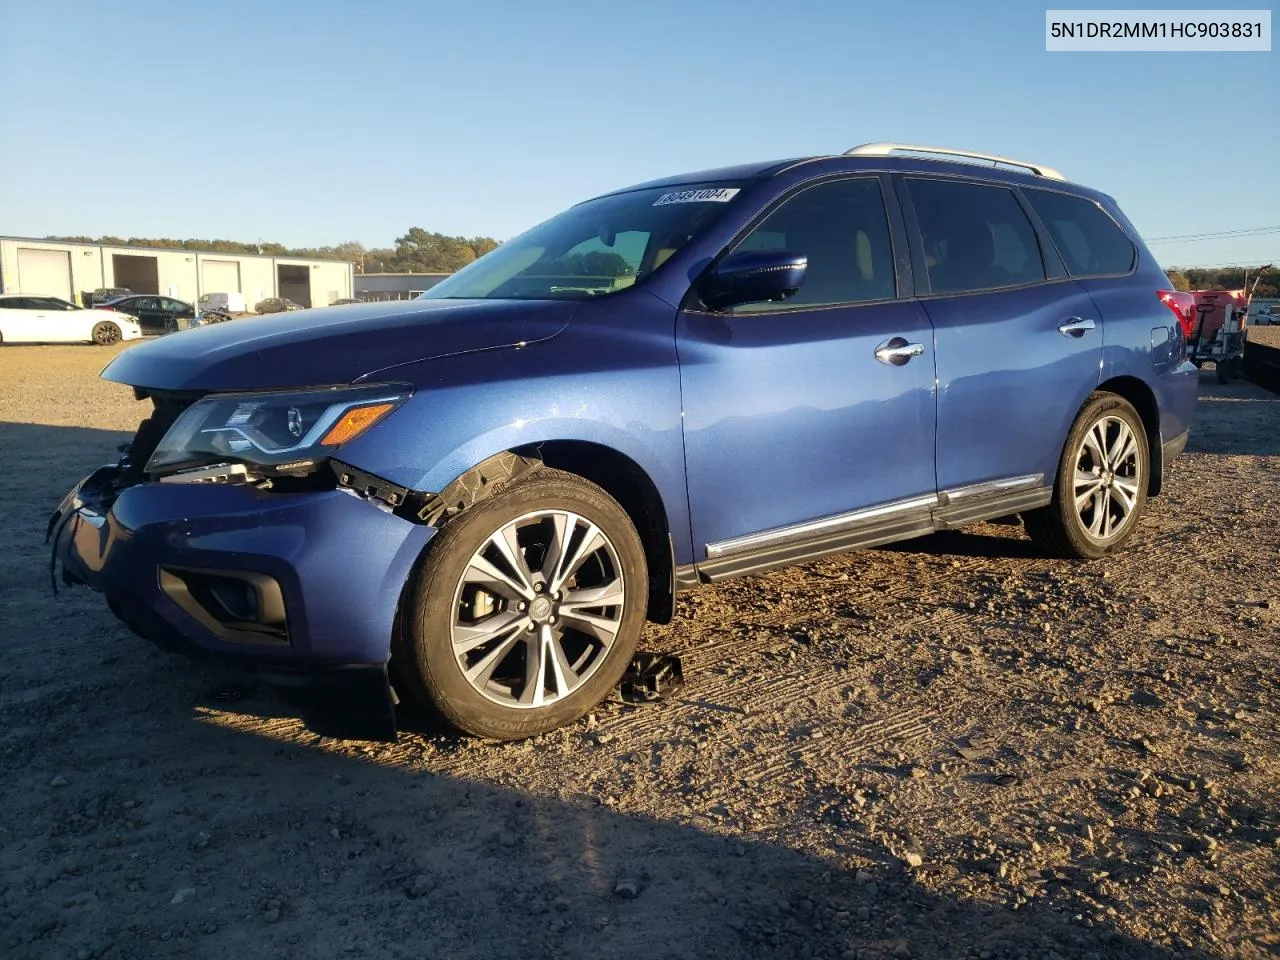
1025 190 1136 276
732 178 896 311
907 179 1046 294
422 181 744 301
554 230 649 282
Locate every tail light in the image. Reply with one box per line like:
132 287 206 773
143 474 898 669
1158 290 1195 338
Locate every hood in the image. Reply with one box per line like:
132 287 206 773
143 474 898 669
101 299 576 392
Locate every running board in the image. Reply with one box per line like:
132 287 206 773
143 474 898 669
933 483 1052 530
693 476 1050 584
698 511 936 583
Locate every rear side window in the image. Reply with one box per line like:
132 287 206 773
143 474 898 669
733 177 896 311
1025 190 1136 276
906 179 1046 295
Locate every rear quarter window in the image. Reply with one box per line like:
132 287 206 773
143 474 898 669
1025 190 1136 276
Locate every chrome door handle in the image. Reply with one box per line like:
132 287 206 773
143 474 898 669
1058 317 1095 338
874 337 925 366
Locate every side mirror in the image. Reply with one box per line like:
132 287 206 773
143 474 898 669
699 249 807 311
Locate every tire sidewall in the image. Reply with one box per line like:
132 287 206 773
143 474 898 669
1055 394 1149 558
403 470 648 739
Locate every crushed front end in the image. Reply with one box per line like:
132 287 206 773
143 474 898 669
48 389 437 740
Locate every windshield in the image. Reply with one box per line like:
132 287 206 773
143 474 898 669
420 182 745 301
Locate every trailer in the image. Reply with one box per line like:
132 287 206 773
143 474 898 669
1186 266 1273 384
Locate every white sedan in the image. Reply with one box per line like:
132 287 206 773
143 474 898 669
0 295 144 345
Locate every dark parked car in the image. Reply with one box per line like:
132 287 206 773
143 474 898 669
255 297 304 314
86 287 133 307
99 295 196 335
51 142 1199 742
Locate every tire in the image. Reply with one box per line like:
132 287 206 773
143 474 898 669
91 321 121 346
1024 392 1149 560
1216 361 1231 384
395 468 648 739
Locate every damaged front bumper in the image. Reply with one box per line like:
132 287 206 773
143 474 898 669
48 464 437 739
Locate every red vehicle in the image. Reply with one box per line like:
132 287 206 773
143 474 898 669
1176 266 1272 383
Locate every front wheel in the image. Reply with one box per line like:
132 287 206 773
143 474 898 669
395 468 648 739
91 321 121 345
1024 393 1149 559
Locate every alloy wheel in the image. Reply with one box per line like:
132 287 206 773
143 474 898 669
1073 415 1142 540
450 509 625 708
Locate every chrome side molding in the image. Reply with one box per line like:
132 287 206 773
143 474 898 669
705 493 939 560
938 473 1043 504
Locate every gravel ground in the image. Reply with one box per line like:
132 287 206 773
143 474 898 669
1248 325 1280 350
1 344 1277 960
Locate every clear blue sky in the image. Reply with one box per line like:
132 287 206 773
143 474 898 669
1 0 1276 268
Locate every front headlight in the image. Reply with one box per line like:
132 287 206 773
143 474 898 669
146 384 411 474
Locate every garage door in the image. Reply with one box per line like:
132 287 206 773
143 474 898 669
17 248 73 301
202 259 241 293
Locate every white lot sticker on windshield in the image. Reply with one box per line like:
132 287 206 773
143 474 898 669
653 187 740 206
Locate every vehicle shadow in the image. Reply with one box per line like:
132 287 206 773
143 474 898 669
3 652 1221 960
879 525 1047 561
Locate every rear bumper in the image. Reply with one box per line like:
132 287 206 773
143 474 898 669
1152 359 1198 493
1162 429 1189 463
50 466 435 667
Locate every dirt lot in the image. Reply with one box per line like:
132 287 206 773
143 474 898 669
1250 325 1280 350
1 344 1276 960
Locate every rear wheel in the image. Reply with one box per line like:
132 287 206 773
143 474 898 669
1024 392 1148 559
395 469 647 739
91 321 121 345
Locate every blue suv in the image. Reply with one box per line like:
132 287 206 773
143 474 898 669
50 142 1199 739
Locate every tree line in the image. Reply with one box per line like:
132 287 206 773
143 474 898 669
44 229 501 275
1165 266 1276 299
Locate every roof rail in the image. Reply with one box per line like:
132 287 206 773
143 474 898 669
844 142 1067 181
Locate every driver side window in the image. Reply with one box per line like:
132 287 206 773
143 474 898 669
733 178 897 312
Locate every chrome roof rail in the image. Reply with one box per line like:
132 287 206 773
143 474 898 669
844 142 1068 181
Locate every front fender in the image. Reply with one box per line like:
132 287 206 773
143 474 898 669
333 300 695 563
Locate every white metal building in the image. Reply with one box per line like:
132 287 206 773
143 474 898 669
0 236 354 308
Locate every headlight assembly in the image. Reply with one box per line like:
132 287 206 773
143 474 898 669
146 384 411 474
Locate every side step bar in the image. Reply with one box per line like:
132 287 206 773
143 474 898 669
688 477 1051 584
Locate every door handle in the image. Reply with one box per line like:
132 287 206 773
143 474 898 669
874 337 925 366
1058 317 1096 338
